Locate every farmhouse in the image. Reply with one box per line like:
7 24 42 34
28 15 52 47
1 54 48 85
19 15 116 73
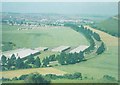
34 47 48 51
51 46 70 52
2 48 40 59
69 45 89 53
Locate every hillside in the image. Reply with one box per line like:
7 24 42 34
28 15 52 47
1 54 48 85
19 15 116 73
96 16 119 37
55 25 118 82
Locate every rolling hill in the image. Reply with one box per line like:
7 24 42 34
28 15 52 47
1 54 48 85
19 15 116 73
96 15 119 37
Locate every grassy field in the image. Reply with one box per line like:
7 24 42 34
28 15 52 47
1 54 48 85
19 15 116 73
96 16 118 36
55 25 118 82
2 24 89 49
3 79 117 84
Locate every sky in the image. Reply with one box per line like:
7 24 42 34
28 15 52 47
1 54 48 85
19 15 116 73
2 2 118 16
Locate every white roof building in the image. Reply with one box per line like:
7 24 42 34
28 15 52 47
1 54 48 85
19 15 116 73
69 45 89 53
51 46 70 52
34 47 48 51
1 48 40 59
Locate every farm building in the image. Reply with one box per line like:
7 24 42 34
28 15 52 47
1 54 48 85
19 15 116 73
34 47 48 51
51 46 70 52
69 45 89 53
1 48 40 59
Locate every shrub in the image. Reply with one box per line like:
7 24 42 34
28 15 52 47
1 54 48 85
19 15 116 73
103 75 116 81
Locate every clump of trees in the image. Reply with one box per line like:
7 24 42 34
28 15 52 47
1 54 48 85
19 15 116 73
96 42 105 55
25 73 51 84
2 41 16 51
103 75 116 81
57 51 84 65
64 23 105 55
1 54 41 71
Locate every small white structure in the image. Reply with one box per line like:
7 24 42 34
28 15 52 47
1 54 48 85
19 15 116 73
34 47 48 51
69 45 89 53
51 46 70 52
2 48 40 59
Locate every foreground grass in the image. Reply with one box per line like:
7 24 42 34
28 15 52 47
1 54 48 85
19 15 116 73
1 67 66 79
3 79 117 84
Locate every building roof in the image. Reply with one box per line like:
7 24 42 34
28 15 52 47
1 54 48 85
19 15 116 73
69 45 89 53
2 48 40 59
51 46 70 52
34 47 48 51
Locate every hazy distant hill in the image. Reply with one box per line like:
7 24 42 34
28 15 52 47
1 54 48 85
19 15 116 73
96 15 119 37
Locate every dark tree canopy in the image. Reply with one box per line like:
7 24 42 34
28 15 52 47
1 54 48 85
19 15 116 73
1 55 7 66
34 57 41 68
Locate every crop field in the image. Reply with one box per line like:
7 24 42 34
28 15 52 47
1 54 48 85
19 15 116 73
1 67 67 79
55 26 118 82
2 24 89 49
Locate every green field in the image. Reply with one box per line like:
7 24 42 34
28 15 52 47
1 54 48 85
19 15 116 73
2 24 89 49
1 24 118 83
55 26 118 82
96 16 118 36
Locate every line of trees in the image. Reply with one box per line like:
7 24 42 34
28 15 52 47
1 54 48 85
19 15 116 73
1 54 57 70
57 51 84 65
64 23 105 54
1 54 41 71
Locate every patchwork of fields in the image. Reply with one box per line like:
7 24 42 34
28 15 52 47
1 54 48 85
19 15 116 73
1 24 118 83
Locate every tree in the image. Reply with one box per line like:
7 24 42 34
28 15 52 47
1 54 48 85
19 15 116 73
27 54 35 64
34 57 41 68
42 57 49 67
78 51 84 62
25 73 51 84
93 32 101 41
49 55 56 61
15 57 24 69
73 72 82 79
57 52 66 65
11 54 16 61
7 58 13 69
10 54 16 66
1 55 7 66
96 42 105 55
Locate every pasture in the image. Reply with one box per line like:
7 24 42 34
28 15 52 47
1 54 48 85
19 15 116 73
96 17 118 36
2 24 89 50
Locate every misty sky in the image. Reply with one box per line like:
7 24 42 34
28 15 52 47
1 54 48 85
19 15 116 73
2 2 118 16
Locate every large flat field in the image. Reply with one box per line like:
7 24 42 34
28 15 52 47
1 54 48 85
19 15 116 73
2 24 89 49
55 26 118 82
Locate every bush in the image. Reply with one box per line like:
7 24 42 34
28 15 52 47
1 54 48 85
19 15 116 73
19 74 29 80
12 77 18 80
25 73 51 84
103 75 116 81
